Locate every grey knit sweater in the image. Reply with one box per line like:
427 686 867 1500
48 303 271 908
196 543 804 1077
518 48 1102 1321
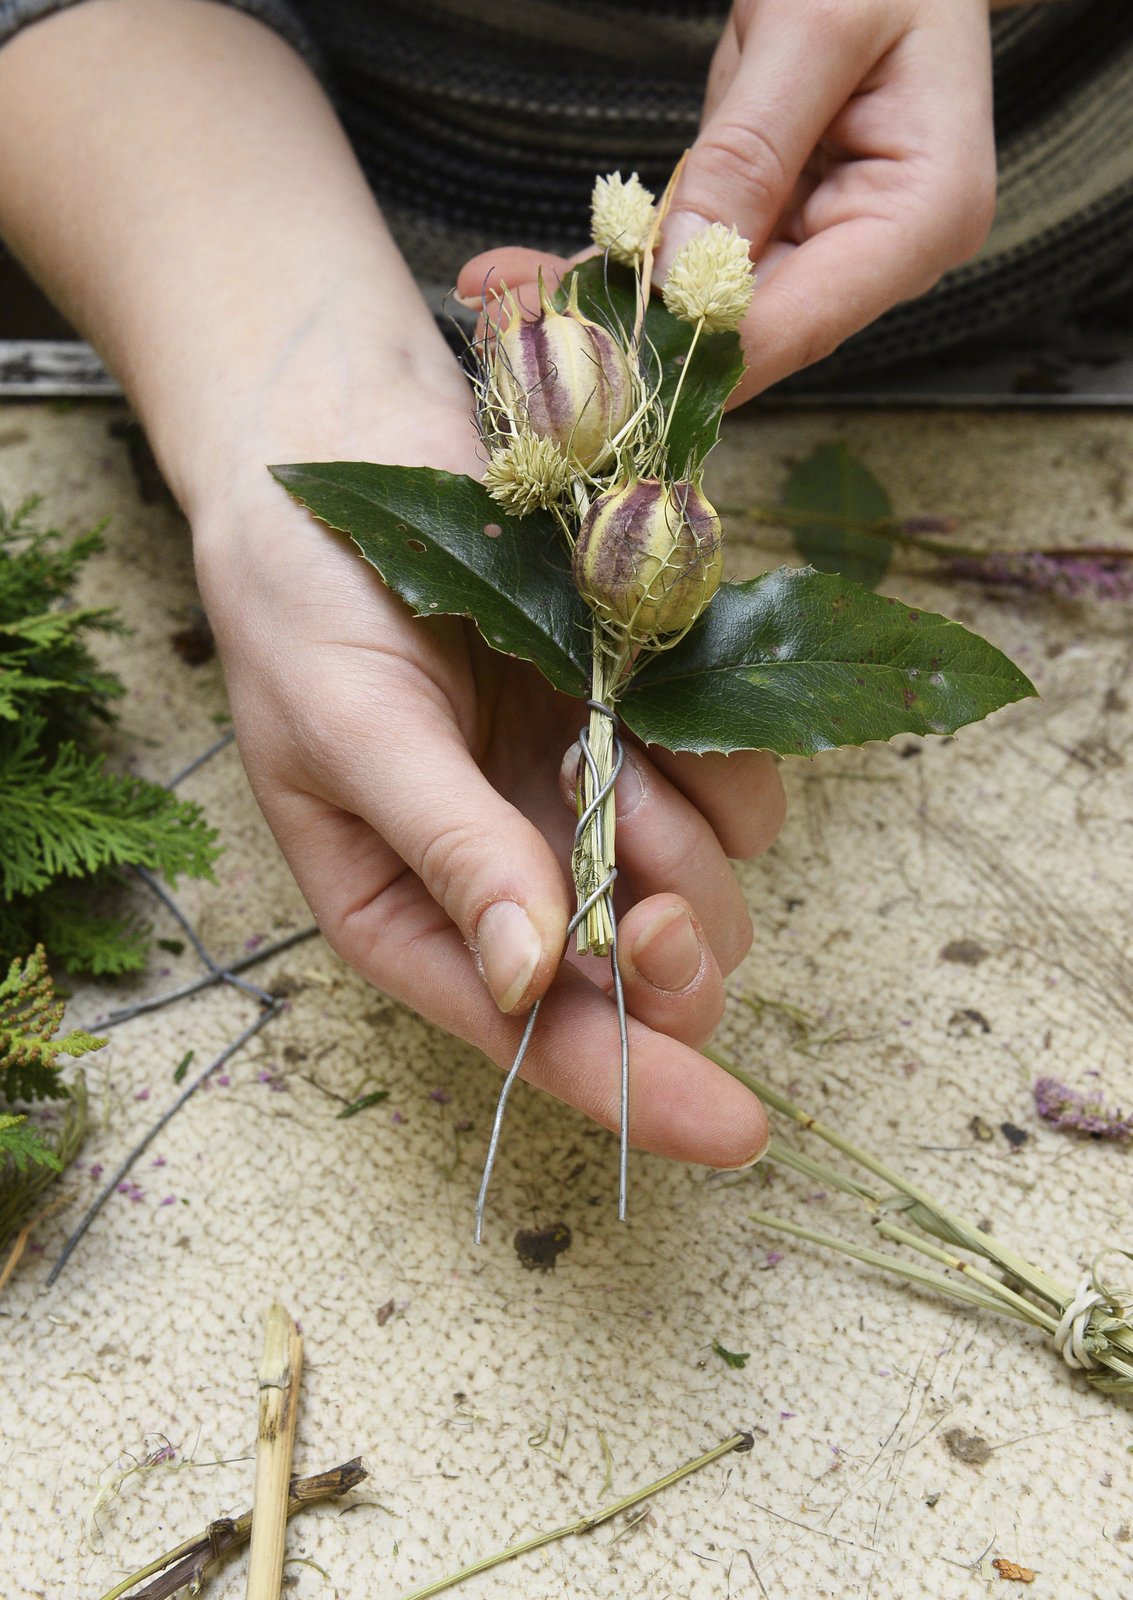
2 0 1132 381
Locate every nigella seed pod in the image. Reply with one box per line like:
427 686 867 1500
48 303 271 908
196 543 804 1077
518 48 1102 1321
493 279 633 470
574 478 723 639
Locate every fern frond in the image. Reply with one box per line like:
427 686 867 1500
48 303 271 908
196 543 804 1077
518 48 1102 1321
0 1112 62 1174
0 946 107 1101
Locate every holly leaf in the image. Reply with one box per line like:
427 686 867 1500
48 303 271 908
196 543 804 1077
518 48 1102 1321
560 259 745 478
620 566 1036 755
270 463 591 696
783 443 893 588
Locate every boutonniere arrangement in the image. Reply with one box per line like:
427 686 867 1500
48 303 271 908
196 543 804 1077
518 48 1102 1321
273 170 1034 1238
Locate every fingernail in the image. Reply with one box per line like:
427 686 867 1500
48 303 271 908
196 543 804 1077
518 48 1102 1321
630 905 702 993
652 210 705 287
614 750 645 821
476 901 542 1013
729 1131 770 1170
559 741 582 805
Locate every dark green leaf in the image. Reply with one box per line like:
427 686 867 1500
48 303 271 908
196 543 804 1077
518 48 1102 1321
621 567 1036 755
783 443 893 588
560 259 745 478
157 938 185 957
712 1339 750 1369
336 1088 391 1120
172 1050 194 1085
271 463 590 697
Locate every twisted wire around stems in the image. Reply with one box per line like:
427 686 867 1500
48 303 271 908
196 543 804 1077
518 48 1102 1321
475 702 628 1244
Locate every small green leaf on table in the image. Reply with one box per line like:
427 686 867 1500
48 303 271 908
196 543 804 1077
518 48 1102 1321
337 1089 391 1120
271 463 591 698
712 1339 750 1370
783 442 893 588
621 566 1037 755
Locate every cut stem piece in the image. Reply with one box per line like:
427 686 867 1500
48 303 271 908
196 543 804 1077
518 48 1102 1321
396 1429 750 1600
246 1302 304 1600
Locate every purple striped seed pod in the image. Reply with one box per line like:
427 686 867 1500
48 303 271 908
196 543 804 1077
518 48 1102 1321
574 478 723 639
493 279 633 471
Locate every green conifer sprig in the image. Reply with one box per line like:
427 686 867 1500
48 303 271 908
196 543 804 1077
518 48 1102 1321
0 496 220 970
0 946 106 1103
0 717 217 900
0 1112 61 1175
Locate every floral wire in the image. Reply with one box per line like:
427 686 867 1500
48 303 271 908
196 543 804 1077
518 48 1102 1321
475 700 628 1242
48 733 308 1283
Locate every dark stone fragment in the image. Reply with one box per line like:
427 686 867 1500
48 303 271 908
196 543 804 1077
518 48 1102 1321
514 1222 572 1271
940 938 988 967
943 1428 993 1467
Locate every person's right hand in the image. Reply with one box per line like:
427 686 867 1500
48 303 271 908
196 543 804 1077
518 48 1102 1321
194 386 784 1170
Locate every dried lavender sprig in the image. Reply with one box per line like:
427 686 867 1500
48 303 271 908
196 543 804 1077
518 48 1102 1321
722 499 1133 598
709 1048 1133 1389
944 550 1133 600
1034 1075 1133 1143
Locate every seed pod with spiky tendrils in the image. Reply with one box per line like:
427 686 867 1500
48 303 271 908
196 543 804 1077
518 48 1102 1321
574 478 723 640
489 277 634 472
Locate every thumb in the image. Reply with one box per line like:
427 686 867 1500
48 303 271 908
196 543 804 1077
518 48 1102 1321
652 4 888 282
332 701 571 1015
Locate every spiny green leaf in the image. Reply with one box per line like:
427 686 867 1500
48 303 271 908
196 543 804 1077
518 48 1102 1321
270 462 591 696
783 443 893 588
560 258 746 478
621 566 1037 755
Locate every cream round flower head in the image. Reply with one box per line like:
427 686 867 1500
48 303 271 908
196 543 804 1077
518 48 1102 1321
483 431 573 517
590 172 656 266
661 222 755 333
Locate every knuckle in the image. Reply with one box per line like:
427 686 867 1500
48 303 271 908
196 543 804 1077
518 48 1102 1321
696 117 788 216
417 819 486 924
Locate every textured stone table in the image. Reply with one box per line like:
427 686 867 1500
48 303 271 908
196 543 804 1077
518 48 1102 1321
1 401 1130 1599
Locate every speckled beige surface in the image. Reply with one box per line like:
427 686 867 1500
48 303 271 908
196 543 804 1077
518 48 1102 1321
1 402 1131 1600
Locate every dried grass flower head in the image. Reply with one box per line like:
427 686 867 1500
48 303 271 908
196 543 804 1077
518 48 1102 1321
483 432 573 516
662 221 756 332
590 171 657 265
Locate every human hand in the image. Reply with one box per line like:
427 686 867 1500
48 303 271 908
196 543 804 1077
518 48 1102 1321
458 0 996 399
196 390 784 1169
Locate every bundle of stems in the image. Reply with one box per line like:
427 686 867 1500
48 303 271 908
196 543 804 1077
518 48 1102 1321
709 1048 1133 1391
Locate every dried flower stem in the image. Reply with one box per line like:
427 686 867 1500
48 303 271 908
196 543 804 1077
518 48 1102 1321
245 1302 304 1600
725 499 1133 570
93 1460 366 1600
708 1047 1133 1389
574 629 627 956
634 151 686 349
658 317 705 453
396 1429 751 1600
